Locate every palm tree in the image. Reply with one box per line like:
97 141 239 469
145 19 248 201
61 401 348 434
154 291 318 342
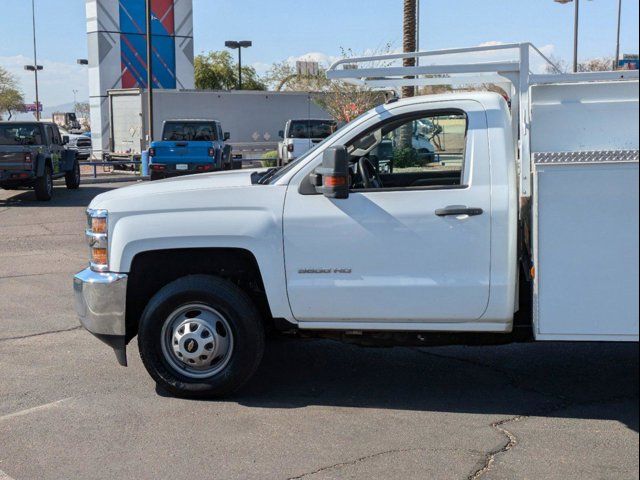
398 0 417 149
402 0 417 98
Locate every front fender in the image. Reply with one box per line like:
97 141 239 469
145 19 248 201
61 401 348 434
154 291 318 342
108 195 292 320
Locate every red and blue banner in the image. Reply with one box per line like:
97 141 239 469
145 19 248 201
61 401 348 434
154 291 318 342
119 0 177 89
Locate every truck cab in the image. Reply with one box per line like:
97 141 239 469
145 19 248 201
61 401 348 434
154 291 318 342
148 120 232 180
278 118 337 165
0 121 80 200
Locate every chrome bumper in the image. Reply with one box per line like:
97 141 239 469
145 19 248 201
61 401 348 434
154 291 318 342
73 267 128 365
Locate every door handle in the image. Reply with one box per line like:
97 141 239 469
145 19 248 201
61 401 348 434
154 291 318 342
435 206 483 217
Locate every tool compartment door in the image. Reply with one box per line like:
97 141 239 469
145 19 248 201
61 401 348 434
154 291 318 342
531 80 639 341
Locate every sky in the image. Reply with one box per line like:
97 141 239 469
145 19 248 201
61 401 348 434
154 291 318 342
0 0 638 108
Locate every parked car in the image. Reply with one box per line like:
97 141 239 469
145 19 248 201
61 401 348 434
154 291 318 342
0 121 80 200
73 44 638 398
148 120 233 180
278 119 336 164
66 133 92 160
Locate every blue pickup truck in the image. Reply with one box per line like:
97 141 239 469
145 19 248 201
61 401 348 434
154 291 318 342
149 120 233 181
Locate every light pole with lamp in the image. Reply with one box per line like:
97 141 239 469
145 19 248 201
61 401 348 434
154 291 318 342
25 0 43 120
554 0 581 72
614 0 623 70
224 41 252 90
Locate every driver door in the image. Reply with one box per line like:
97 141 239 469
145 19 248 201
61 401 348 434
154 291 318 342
283 101 492 326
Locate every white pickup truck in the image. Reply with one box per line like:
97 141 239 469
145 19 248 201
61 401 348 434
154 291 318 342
278 118 337 165
74 44 639 398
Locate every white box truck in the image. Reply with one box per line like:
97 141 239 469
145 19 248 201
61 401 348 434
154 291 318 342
106 89 330 162
74 44 638 398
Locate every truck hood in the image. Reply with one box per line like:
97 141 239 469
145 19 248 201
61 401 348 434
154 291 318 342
90 168 265 210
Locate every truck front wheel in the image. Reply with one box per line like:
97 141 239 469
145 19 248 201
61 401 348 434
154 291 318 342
138 275 265 398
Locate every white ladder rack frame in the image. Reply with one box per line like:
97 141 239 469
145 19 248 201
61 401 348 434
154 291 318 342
327 42 639 198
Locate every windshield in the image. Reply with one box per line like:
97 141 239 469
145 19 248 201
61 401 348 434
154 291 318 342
288 120 336 139
162 122 218 141
0 124 43 145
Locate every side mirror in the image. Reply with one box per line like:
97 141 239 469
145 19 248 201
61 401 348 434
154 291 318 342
62 135 70 145
223 132 230 141
278 130 284 139
310 146 349 199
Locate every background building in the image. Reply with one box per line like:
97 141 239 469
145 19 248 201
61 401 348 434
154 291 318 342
86 0 195 157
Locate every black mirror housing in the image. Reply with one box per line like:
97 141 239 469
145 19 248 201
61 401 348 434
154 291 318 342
278 130 284 139
313 146 349 199
223 132 230 141
62 135 70 145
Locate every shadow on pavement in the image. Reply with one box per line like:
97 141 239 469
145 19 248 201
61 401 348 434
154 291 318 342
159 339 639 432
0 184 130 208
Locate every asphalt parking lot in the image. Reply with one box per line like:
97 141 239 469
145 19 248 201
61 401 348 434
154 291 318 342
0 182 638 480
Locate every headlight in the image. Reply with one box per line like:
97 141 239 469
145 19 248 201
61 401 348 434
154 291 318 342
86 209 109 272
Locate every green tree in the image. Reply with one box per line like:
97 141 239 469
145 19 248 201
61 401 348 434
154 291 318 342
75 101 91 129
0 66 25 120
194 51 265 91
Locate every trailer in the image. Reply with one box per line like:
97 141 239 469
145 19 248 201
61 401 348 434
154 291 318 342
105 89 330 162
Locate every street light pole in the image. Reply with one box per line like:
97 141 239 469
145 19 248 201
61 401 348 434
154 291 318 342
145 0 154 143
225 41 252 90
572 0 579 72
31 0 41 120
554 0 582 72
238 46 243 90
614 0 622 70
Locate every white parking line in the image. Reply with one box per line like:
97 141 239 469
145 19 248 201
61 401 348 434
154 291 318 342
0 398 72 422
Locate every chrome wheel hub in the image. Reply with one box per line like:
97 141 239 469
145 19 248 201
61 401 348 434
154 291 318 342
161 304 233 379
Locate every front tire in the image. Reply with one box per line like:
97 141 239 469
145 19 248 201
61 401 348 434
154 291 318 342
65 159 81 189
34 163 53 201
138 275 265 398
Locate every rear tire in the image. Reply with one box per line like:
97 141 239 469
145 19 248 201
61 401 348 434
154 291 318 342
150 171 163 181
138 275 265 398
65 159 81 189
34 163 53 201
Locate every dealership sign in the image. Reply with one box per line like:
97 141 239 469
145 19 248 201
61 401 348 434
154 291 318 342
23 102 43 113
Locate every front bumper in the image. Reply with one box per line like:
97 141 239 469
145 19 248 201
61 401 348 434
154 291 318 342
73 267 128 365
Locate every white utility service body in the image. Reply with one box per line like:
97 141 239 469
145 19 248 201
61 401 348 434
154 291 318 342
74 43 638 397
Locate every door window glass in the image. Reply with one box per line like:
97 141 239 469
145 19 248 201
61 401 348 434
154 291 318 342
45 125 56 145
347 112 467 190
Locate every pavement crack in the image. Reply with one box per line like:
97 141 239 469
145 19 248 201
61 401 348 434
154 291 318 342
413 349 571 480
412 349 637 480
0 326 81 343
286 447 426 479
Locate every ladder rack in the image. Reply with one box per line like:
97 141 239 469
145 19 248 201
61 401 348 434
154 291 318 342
327 43 639 197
